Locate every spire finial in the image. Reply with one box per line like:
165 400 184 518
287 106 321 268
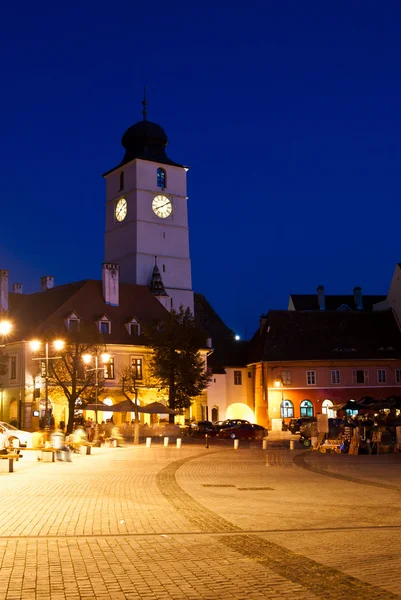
154 255 157 266
142 85 148 121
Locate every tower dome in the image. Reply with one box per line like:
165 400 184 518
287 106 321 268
120 119 182 167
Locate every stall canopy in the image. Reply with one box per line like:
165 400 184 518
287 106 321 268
139 401 177 414
92 399 178 414
84 400 113 411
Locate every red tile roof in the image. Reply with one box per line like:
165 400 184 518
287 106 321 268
8 280 169 344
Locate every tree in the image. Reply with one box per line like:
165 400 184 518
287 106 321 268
120 366 142 445
145 306 210 422
44 329 106 434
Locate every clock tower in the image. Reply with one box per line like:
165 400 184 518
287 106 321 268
103 102 194 314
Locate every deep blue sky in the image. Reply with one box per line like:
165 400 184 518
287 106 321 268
1 1 401 338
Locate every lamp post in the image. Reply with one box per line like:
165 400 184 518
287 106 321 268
274 377 284 425
30 339 64 433
82 352 110 442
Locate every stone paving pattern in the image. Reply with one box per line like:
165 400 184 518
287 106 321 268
0 433 400 599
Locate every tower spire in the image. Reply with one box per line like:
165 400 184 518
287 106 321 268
142 85 148 121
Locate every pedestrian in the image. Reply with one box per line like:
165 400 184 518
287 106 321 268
51 428 72 462
32 428 45 461
0 429 7 455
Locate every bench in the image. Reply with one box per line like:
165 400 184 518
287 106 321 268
0 453 20 473
20 447 59 462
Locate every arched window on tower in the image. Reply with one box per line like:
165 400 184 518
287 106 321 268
157 168 166 188
119 171 124 191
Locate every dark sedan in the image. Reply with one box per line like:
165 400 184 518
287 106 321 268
217 423 268 440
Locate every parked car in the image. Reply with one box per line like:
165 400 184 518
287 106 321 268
0 422 33 447
288 417 316 435
213 419 251 432
217 423 268 440
189 421 216 436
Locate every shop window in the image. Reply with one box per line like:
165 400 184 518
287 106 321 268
104 357 115 380
300 400 314 417
211 407 218 422
306 370 316 385
234 370 242 385
157 168 166 188
280 399 294 418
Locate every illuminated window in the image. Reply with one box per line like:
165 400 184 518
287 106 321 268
104 357 115 380
300 400 314 417
280 399 294 418
281 370 291 385
157 168 166 188
131 358 143 380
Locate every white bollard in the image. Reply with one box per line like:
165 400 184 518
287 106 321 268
262 439 268 450
164 437 169 447
290 440 295 450
176 438 182 448
234 439 239 450
146 437 152 448
266 454 270 467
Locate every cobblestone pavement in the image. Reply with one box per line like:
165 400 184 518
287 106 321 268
0 435 400 599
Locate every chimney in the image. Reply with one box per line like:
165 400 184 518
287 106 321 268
41 276 54 291
12 283 23 294
260 314 268 333
353 286 363 310
317 285 325 310
0 270 8 312
102 263 119 306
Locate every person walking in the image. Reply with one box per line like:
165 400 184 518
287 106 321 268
32 428 45 461
0 430 7 455
51 428 72 462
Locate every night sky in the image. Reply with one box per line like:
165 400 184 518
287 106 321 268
1 1 401 338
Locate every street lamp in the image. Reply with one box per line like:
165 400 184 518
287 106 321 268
30 339 64 432
0 319 12 347
82 352 110 442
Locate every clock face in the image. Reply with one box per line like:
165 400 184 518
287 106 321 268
115 198 127 222
152 194 172 218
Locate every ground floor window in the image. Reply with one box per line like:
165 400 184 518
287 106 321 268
211 407 218 422
280 399 294 418
300 399 314 417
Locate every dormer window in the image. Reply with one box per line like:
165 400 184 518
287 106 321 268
65 312 81 332
100 321 110 334
119 171 124 191
97 314 111 335
157 168 166 188
125 318 140 336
